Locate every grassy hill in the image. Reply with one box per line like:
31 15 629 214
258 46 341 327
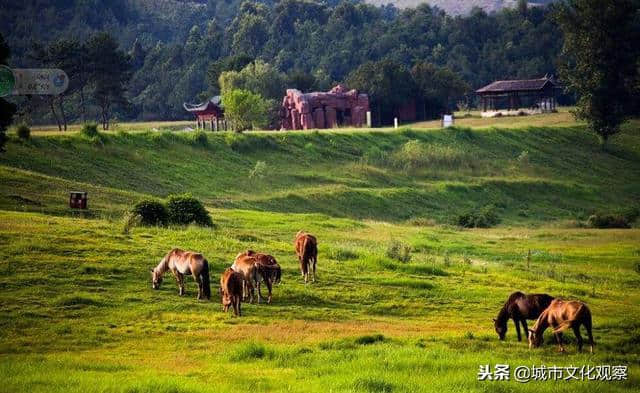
1 118 639 392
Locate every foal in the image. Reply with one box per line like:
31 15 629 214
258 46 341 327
220 268 243 316
528 299 595 353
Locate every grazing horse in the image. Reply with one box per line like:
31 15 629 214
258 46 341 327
294 231 317 283
220 268 243 316
237 250 282 304
151 248 211 300
493 291 554 341
231 253 259 303
528 299 594 353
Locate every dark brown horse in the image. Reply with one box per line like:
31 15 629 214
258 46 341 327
220 268 243 316
528 298 594 353
493 291 554 341
294 231 317 283
151 248 211 300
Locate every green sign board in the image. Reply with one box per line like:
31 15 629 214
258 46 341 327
0 65 15 97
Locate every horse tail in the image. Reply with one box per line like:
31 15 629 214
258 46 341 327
201 259 211 300
274 264 282 284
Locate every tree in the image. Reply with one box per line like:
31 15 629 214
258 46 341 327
85 33 131 130
411 62 470 118
207 54 253 95
345 59 415 126
555 0 640 145
222 89 269 131
219 60 286 101
0 33 17 152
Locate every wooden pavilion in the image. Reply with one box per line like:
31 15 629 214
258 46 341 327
183 96 227 131
476 76 560 114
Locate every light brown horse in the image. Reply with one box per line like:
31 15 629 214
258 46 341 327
294 231 317 283
151 248 211 300
528 299 594 353
220 268 243 316
236 250 281 304
231 253 259 303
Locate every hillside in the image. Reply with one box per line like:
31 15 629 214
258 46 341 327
1 118 639 225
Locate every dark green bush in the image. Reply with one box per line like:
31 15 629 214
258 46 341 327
131 200 168 226
15 123 30 140
166 193 212 226
192 130 208 147
587 213 630 229
457 206 500 228
80 123 99 137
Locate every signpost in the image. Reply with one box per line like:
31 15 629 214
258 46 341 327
0 66 69 96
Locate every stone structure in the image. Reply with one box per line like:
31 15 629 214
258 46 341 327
280 85 369 130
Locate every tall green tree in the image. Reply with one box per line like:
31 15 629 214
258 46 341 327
0 33 17 152
555 0 640 145
222 89 269 131
86 33 132 130
346 59 415 126
411 62 470 118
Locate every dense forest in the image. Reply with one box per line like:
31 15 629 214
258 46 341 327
1 0 564 125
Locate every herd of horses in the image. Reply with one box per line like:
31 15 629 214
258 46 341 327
150 230 594 353
150 231 317 316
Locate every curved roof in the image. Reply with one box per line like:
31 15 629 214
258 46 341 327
183 96 223 112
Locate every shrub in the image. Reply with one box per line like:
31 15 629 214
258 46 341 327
587 213 630 229
166 193 212 226
80 123 99 137
249 160 268 179
192 130 208 147
386 240 411 263
457 206 500 228
122 211 143 234
131 200 168 226
14 123 30 139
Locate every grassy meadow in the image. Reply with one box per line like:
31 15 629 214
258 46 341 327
1 113 639 392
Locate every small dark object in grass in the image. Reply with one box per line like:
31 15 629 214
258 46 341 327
15 123 30 139
587 213 630 229
80 123 99 137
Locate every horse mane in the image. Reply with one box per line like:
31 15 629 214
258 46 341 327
496 306 510 326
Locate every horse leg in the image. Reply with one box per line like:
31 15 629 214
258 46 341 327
572 325 584 352
514 317 522 342
555 332 565 352
257 280 262 304
520 319 529 341
312 256 317 283
175 272 185 296
266 279 273 304
194 274 202 300
585 319 595 353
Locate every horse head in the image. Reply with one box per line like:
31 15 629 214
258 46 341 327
151 268 163 289
528 329 543 348
493 318 507 340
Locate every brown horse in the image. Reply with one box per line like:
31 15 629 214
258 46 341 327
294 231 317 283
220 268 243 316
151 248 211 300
231 253 259 303
493 291 554 341
528 299 594 353
237 250 281 304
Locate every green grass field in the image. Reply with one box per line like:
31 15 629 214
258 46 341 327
1 114 639 392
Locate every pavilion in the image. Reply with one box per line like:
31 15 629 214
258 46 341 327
183 96 226 131
476 76 560 115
